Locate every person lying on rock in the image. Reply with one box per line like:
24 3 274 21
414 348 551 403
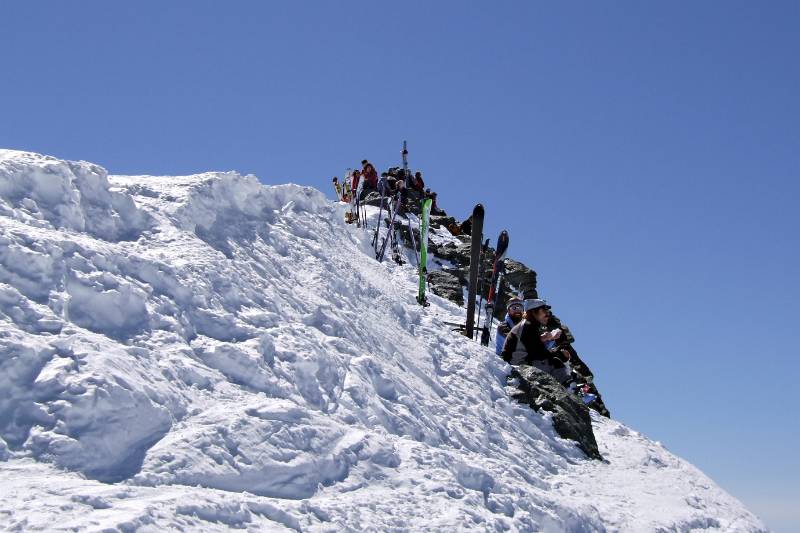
495 297 524 356
500 298 573 386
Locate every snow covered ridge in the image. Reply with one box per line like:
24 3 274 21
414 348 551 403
0 150 766 531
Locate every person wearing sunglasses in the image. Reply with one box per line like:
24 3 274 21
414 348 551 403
495 297 524 356
500 298 572 386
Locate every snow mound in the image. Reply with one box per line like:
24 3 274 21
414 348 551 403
0 150 766 531
0 150 151 241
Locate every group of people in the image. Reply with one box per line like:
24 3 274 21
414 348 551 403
496 297 596 403
332 159 442 221
332 158 594 404
332 160 378 202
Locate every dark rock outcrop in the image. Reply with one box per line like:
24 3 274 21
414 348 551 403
353 170 611 453
508 365 602 460
423 213 611 418
503 259 538 300
361 191 384 208
427 270 464 305
430 215 456 230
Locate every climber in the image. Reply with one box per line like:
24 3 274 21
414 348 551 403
396 177 408 213
413 171 425 192
430 191 443 215
495 297 524 355
362 160 379 190
500 299 572 386
459 213 472 235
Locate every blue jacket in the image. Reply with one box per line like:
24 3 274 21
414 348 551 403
495 313 517 355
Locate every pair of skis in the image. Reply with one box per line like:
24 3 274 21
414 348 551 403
479 230 509 346
375 190 433 306
464 203 509 343
376 192 403 263
350 171 368 229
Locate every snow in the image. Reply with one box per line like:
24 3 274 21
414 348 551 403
0 149 767 531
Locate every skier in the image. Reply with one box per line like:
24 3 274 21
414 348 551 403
361 160 379 190
499 299 573 386
495 297 524 355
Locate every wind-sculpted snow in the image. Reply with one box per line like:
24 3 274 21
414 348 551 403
0 150 766 531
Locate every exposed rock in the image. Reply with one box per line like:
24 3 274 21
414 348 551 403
427 270 464 306
361 191 384 208
429 239 469 265
504 259 538 300
424 214 611 418
508 366 602 460
430 215 456 230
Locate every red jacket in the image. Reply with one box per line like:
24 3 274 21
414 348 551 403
363 164 378 189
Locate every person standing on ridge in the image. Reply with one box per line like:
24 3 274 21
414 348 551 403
495 297 524 355
413 171 425 192
362 160 378 190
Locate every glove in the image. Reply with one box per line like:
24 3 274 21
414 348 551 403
498 323 512 336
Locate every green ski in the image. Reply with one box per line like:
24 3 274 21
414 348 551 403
417 198 433 306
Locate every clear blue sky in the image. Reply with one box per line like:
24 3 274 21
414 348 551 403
2 1 798 529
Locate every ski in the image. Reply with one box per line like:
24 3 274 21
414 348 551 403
371 176 387 252
377 193 402 263
354 171 365 228
480 230 509 346
417 198 433 306
344 170 355 223
332 177 342 201
474 238 490 339
464 203 484 338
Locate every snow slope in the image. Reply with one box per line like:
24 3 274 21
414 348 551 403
0 150 766 531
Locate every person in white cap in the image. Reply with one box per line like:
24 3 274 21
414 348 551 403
499 298 573 386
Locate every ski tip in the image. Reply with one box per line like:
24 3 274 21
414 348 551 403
473 204 484 216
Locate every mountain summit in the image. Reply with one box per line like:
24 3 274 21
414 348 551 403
0 150 766 531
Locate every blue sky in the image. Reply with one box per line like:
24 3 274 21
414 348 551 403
2 1 798 529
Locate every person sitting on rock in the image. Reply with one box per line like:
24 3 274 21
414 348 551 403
429 191 444 215
500 298 573 386
495 297 524 355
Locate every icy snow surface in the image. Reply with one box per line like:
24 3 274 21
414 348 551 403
0 150 766 531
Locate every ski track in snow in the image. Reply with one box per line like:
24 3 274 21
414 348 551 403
0 150 766 532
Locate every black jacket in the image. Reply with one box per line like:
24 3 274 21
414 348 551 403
500 319 552 364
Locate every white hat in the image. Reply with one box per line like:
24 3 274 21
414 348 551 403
524 299 549 312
